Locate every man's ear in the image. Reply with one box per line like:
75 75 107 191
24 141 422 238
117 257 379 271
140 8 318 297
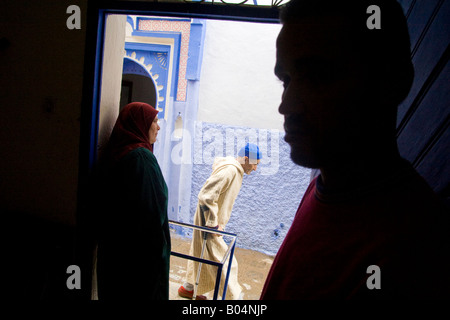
238 156 249 165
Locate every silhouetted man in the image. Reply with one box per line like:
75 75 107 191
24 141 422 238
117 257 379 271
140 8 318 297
261 0 449 299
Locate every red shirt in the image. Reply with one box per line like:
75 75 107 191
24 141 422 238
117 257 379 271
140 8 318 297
261 162 450 299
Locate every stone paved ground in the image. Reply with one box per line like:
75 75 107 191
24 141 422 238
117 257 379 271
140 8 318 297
168 231 274 300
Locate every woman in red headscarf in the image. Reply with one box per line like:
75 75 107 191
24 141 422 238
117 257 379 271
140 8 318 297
94 102 170 300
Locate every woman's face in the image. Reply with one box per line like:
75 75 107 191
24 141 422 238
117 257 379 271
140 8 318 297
148 116 160 144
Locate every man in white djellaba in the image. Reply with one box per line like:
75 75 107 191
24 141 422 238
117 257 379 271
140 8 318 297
178 143 262 300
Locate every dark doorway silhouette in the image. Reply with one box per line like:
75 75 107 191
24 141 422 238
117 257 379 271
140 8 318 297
120 58 158 111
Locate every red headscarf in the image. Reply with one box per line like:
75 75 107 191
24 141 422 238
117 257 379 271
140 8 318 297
101 102 158 164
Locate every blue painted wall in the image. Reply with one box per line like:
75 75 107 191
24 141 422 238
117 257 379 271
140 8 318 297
186 121 311 256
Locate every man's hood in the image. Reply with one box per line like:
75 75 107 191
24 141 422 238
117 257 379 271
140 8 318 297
211 156 244 176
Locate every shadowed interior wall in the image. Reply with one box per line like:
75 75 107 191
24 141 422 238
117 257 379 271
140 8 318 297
396 0 450 205
0 0 88 299
0 0 87 225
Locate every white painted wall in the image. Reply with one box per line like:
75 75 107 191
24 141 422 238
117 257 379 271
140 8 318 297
198 19 284 131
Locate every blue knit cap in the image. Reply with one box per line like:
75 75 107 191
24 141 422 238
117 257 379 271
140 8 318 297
238 143 262 160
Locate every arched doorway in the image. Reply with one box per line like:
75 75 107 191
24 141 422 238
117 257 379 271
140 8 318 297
120 57 158 111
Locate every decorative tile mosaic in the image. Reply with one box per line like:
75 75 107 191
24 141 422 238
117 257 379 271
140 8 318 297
139 19 191 101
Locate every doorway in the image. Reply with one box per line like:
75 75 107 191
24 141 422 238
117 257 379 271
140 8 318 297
81 0 312 260
120 58 158 112
79 0 313 300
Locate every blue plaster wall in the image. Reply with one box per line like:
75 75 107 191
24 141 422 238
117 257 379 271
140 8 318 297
187 121 311 256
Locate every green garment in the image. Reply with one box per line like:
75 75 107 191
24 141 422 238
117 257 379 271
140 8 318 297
96 147 170 300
